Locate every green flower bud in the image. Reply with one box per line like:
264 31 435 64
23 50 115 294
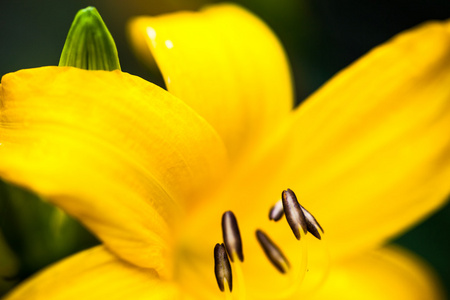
59 7 121 71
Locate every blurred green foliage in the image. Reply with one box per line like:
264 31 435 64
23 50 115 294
0 181 99 296
0 231 18 295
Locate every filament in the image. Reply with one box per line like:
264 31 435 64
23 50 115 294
224 279 233 300
300 236 330 297
232 259 247 300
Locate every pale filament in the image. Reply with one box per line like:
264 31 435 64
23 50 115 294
253 228 308 300
231 259 246 300
241 232 329 300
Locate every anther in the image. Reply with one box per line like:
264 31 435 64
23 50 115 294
282 189 308 240
269 199 284 221
301 205 324 240
214 243 233 292
256 229 290 274
222 211 244 262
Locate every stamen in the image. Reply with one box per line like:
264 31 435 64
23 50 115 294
300 205 324 240
253 230 309 300
269 199 284 221
282 189 307 240
222 211 244 262
214 243 233 292
220 211 246 299
256 229 290 274
232 258 247 300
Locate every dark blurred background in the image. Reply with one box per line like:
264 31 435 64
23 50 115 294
0 0 449 297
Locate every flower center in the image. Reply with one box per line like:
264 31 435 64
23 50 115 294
213 189 327 299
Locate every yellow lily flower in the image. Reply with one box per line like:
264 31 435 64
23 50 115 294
1 3 449 299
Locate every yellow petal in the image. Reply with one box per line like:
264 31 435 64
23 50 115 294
312 246 445 300
0 67 228 276
271 19 450 258
178 22 450 294
128 4 293 159
4 246 181 300
186 19 450 261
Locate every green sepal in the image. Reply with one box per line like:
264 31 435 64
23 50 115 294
59 6 121 71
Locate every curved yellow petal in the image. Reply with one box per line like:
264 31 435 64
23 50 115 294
4 246 180 300
271 19 450 259
128 4 293 159
178 21 450 290
186 19 450 258
0 67 228 276
311 246 445 300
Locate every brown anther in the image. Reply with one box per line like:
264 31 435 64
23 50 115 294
301 205 324 240
214 243 233 292
256 229 290 274
282 189 308 240
269 199 284 221
222 211 244 262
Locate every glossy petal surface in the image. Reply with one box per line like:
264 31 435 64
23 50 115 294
0 67 228 276
128 4 293 159
4 246 180 300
